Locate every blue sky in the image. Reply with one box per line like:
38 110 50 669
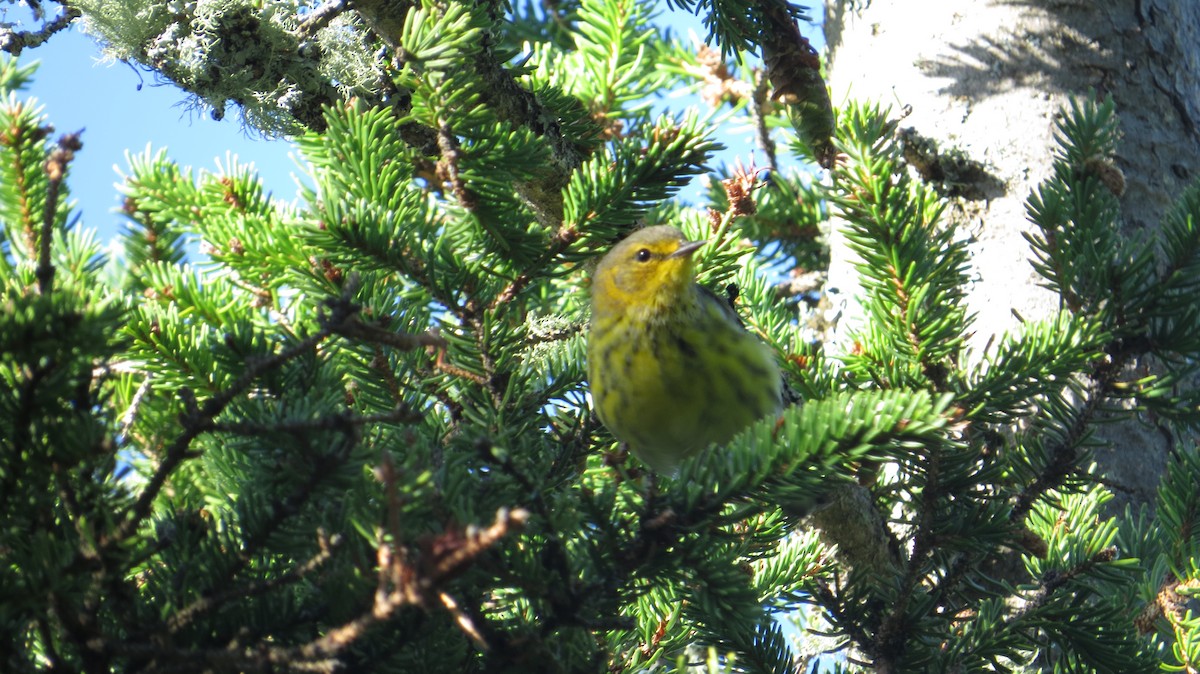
19 26 298 244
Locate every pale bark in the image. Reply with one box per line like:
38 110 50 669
820 0 1200 509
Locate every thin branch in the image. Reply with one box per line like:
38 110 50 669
812 581 875 660
295 0 346 40
412 507 529 588
329 317 447 351
437 122 474 210
117 374 153 440
438 591 489 651
873 449 942 670
431 342 489 385
85 508 526 673
208 404 422 436
183 396 405 617
488 224 580 311
1009 546 1118 622
748 70 778 173
1010 379 1106 524
0 4 80 56
167 532 342 634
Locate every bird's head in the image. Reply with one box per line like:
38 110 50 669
591 225 706 318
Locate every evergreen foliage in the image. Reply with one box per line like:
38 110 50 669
1 1 1199 673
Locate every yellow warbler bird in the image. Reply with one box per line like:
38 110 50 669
588 225 784 473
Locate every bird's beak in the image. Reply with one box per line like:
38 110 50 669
668 239 707 259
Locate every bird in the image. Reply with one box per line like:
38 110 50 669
587 225 784 473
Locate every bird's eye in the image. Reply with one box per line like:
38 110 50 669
635 248 652 262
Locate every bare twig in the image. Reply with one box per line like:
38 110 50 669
439 591 489 651
209 404 422 436
749 70 778 173
354 500 528 655
295 0 346 39
117 374 153 440
329 317 446 351
83 457 526 673
0 4 80 56
413 507 529 588
431 343 489 385
167 532 343 634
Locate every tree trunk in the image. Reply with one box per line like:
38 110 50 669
820 0 1200 509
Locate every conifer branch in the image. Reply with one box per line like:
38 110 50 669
469 37 583 175
1010 374 1107 524
339 0 438 153
489 225 580 310
11 359 53 466
1010 546 1118 622
756 0 834 168
71 508 528 673
812 580 875 663
166 531 342 635
104 281 369 547
355 0 581 206
468 55 580 228
208 405 423 436
3 119 45 255
470 437 613 635
874 450 942 670
10 10 1200 673
220 435 357 590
